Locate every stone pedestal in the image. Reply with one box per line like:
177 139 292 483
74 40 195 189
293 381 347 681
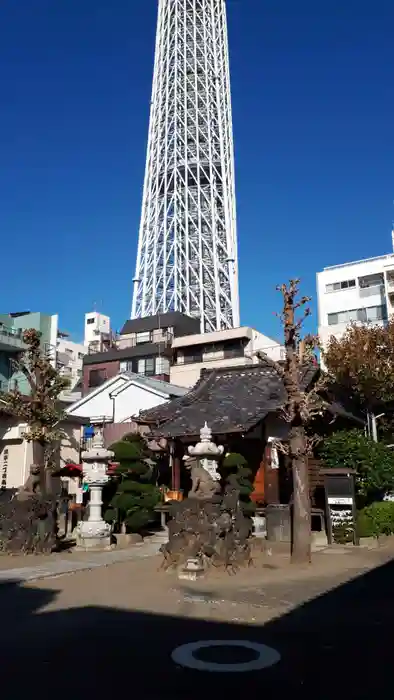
178 557 205 581
75 485 112 550
75 429 114 551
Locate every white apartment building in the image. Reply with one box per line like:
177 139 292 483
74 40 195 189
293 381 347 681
317 250 394 350
57 311 112 397
170 326 284 388
84 311 111 352
56 335 87 390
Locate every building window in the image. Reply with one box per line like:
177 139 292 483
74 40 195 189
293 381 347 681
136 331 151 345
87 318 95 325
203 343 224 361
325 279 356 293
359 273 384 289
179 347 203 364
367 304 388 321
327 304 387 326
223 340 244 359
137 358 155 376
88 369 107 387
78 352 85 360
156 356 170 375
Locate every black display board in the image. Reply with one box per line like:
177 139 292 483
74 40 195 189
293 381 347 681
321 469 359 546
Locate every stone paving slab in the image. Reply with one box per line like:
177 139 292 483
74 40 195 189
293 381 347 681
0 539 161 582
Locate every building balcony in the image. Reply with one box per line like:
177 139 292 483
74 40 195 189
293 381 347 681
116 330 174 352
386 276 394 291
0 326 25 353
359 284 385 299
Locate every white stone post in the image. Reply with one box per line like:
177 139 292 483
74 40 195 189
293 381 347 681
75 428 114 551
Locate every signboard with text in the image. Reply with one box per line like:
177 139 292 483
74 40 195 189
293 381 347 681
321 469 358 546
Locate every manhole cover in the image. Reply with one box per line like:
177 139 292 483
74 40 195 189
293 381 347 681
171 640 281 672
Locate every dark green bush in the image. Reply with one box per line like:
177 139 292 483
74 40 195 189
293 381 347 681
356 508 375 538
221 452 255 515
320 429 394 503
357 501 394 539
104 434 160 532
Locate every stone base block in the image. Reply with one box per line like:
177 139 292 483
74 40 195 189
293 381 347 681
75 535 112 551
74 520 112 552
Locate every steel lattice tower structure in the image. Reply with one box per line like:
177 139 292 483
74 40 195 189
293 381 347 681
131 0 240 333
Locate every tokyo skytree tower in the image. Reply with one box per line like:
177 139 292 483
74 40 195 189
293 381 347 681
131 0 240 333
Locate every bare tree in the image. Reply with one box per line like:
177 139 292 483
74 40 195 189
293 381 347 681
276 280 322 564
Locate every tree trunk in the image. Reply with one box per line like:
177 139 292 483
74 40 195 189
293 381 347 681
32 440 46 494
279 280 313 564
290 426 311 563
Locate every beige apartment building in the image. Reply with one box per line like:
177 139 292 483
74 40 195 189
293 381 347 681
170 326 284 388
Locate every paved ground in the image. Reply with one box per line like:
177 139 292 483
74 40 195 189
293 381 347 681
0 538 161 581
0 540 393 699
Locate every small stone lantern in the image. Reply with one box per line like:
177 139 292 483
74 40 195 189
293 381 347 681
76 428 114 551
188 422 224 481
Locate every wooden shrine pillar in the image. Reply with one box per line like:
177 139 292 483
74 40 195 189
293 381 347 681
264 443 280 504
170 441 181 491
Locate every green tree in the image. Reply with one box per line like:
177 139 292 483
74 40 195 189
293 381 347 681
320 429 394 503
221 452 255 515
323 320 394 413
0 328 69 495
104 433 160 532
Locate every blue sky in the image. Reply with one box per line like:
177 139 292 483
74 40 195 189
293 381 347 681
1 0 393 342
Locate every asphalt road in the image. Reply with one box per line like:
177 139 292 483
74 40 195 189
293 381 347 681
0 559 393 699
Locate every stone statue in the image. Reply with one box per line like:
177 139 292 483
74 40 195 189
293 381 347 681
16 464 41 500
185 456 221 500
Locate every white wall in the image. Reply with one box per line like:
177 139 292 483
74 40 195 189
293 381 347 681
113 383 168 422
66 376 128 419
0 419 82 489
247 332 284 362
59 424 82 469
66 376 169 423
84 312 111 345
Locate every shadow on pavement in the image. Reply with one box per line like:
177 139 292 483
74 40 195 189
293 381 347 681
0 558 393 699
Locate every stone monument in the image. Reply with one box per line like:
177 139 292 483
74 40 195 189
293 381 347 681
161 423 252 577
75 428 113 551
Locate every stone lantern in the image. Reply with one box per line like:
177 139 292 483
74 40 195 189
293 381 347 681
188 422 224 482
178 424 224 581
76 428 114 551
